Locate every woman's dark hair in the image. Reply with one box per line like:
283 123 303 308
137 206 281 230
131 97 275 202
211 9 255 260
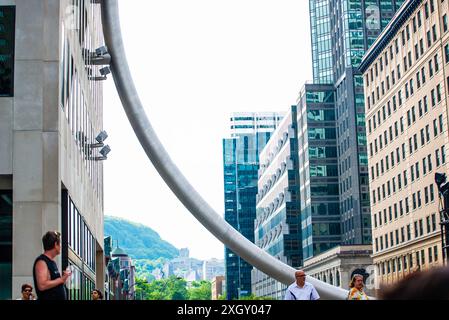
92 289 103 300
42 231 61 251
380 267 449 300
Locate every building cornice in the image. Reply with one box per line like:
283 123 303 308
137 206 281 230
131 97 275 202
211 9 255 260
359 0 423 73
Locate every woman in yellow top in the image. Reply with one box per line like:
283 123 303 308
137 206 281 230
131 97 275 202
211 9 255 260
347 274 369 300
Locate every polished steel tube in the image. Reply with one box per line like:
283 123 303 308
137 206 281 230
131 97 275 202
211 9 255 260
101 0 350 300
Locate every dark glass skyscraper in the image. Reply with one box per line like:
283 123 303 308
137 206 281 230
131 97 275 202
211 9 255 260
297 84 341 260
223 112 283 300
309 0 404 245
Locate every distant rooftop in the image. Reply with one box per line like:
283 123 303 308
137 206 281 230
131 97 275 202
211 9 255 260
111 246 128 257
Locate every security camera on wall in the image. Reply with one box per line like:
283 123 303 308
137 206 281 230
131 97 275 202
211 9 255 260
96 130 108 144
100 145 111 158
95 46 108 57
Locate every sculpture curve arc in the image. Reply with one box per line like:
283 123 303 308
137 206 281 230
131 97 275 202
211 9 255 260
100 0 350 300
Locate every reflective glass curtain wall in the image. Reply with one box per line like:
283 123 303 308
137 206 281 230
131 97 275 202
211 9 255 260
297 85 341 259
0 191 12 300
223 114 282 300
331 0 403 245
0 6 15 97
62 191 96 300
310 0 334 84
309 0 403 246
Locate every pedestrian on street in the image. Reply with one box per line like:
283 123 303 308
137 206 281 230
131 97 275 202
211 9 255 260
284 270 320 300
91 289 103 300
16 284 36 300
33 231 71 300
347 274 369 300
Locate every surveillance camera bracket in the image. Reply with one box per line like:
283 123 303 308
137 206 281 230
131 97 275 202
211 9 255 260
89 76 108 81
89 143 105 149
87 156 108 161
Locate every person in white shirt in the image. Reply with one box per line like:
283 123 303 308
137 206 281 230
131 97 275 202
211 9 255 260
16 284 36 300
284 270 320 300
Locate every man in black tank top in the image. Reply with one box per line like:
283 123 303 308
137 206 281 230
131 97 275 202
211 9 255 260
33 231 71 300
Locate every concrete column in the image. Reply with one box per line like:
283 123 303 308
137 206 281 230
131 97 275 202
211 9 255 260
96 247 105 292
340 268 350 290
331 268 336 286
12 0 61 298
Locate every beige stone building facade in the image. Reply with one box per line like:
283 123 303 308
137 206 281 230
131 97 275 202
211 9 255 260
0 0 107 299
303 245 374 296
360 0 449 286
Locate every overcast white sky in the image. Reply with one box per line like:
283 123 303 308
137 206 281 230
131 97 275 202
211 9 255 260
103 0 312 261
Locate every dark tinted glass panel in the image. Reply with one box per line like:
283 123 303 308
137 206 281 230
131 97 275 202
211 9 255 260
0 190 12 299
0 6 15 97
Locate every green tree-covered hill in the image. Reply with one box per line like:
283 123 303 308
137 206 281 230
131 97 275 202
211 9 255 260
104 216 179 279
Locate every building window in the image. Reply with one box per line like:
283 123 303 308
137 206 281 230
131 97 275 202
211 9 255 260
442 146 446 164
445 45 449 64
414 221 418 238
0 190 12 299
437 84 442 103
435 55 439 73
406 197 410 214
444 14 448 33
432 25 437 42
0 6 15 97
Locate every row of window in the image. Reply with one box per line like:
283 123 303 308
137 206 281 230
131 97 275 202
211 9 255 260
368 62 444 139
366 0 446 88
66 263 95 301
377 245 439 276
370 128 446 185
373 183 436 225
369 77 444 143
60 4 103 198
369 41 441 109
374 214 439 253
68 197 96 272
370 112 444 163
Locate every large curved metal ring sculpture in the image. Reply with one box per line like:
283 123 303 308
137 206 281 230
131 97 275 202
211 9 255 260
101 0 350 300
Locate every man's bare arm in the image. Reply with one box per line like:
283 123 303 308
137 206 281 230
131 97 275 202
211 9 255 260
35 260 66 291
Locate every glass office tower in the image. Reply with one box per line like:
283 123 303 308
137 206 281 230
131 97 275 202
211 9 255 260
309 0 404 245
297 85 341 259
223 112 283 300
252 106 302 299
